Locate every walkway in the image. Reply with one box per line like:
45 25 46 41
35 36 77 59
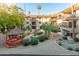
0 33 79 55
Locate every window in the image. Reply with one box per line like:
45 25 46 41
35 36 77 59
74 21 76 28
32 22 36 25
69 22 72 28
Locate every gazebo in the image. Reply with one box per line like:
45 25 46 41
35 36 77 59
6 27 24 48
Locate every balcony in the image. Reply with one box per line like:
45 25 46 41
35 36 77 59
61 25 79 33
58 14 78 21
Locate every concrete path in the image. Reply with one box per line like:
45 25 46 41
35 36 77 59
0 33 79 55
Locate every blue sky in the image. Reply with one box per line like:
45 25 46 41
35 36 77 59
16 3 71 14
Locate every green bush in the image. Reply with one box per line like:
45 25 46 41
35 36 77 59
67 47 73 51
37 35 46 42
63 36 67 40
58 42 62 46
36 32 43 35
59 39 63 41
74 38 79 42
44 36 48 40
22 38 31 46
75 48 79 52
31 37 38 45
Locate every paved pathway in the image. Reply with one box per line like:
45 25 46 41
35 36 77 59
0 33 79 55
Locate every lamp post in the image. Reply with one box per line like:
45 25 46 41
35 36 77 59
36 4 41 15
24 3 26 14
36 4 42 30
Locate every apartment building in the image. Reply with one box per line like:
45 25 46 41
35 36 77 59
25 15 51 30
58 4 79 39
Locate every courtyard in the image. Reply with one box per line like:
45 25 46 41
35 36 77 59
0 33 79 55
0 3 79 56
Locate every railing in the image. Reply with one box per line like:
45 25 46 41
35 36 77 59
57 14 78 19
60 26 79 33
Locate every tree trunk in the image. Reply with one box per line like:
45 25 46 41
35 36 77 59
48 32 52 39
45 31 48 37
72 20 76 40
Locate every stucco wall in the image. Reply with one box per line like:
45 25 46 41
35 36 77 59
0 33 6 47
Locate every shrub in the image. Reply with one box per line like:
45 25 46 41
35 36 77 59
59 39 63 41
31 37 38 45
67 47 73 51
44 36 48 40
22 38 31 46
74 38 79 42
36 32 43 35
75 48 79 52
57 29 60 32
37 35 46 42
22 34 26 38
58 42 62 46
63 36 67 40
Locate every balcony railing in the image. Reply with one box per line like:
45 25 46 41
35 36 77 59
58 14 78 20
61 24 79 33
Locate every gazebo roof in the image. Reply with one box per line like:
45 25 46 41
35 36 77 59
7 27 23 35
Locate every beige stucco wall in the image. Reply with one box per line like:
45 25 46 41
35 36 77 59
0 33 6 47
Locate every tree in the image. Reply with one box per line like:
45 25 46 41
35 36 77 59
41 22 59 37
0 4 25 32
0 4 6 12
9 5 20 14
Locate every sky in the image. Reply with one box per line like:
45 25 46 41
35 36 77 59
16 3 71 15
